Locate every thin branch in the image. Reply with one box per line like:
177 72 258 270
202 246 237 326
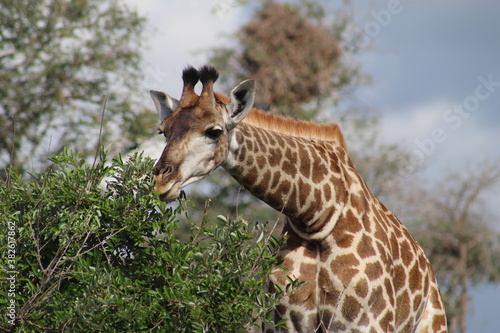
92 97 108 170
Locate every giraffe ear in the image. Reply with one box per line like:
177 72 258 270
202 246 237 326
227 79 255 128
150 90 179 121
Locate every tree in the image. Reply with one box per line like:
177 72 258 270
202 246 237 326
0 0 153 177
0 150 289 331
209 0 364 119
411 161 500 333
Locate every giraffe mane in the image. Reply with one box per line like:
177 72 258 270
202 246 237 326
215 92 347 149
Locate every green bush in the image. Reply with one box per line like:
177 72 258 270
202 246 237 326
0 150 286 332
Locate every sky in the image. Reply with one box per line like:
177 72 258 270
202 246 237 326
125 0 500 331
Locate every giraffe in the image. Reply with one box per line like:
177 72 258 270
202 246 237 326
149 65 447 332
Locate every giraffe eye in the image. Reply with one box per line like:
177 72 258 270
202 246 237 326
205 127 223 140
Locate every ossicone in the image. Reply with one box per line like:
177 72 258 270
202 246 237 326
198 65 219 85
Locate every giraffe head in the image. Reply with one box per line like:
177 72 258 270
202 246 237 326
150 65 255 202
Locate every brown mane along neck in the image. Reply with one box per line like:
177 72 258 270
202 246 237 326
215 92 347 149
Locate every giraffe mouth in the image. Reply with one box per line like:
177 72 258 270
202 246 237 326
154 179 181 203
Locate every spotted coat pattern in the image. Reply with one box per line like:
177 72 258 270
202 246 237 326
225 122 447 333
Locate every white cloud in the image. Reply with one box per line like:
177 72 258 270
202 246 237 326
382 99 500 176
124 0 244 99
381 99 450 145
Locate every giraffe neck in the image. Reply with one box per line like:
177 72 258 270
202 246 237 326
223 121 357 240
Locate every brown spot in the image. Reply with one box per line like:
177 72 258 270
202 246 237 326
357 313 369 327
270 171 281 190
238 146 247 162
305 188 322 218
368 286 386 317
286 184 299 214
357 234 377 258
330 157 342 174
331 321 347 331
332 177 345 198
303 241 318 259
396 291 410 325
430 286 443 309
319 267 340 306
275 304 286 317
403 228 416 243
255 170 272 194
268 147 282 167
393 264 406 292
393 224 403 238
282 158 297 176
384 277 395 305
253 130 263 146
300 263 317 284
324 184 332 202
344 209 362 233
312 161 328 183
373 219 388 243
276 179 291 195
308 313 319 330
362 213 372 233
342 295 362 322
432 314 447 331
290 310 304 330
423 269 431 294
390 233 400 261
297 178 312 207
380 310 395 332
256 155 266 169
419 253 429 271
276 135 285 147
400 240 414 267
285 146 297 163
331 254 359 287
355 277 369 298
365 262 383 281
400 320 414 333
350 193 365 214
244 166 258 185
408 262 423 293
260 130 270 145
376 242 390 266
320 309 333 328
332 226 354 249
289 279 316 310
267 133 277 146
260 141 268 154
235 130 244 144
413 294 422 312
299 146 312 179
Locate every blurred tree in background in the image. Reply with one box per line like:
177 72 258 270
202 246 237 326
411 161 500 333
0 0 155 178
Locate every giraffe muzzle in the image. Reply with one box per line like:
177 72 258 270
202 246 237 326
153 162 182 202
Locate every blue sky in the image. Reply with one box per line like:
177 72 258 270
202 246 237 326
126 1 500 331
355 0 500 172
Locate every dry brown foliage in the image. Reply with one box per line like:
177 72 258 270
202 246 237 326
238 2 340 115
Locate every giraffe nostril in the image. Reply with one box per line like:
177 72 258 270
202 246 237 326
154 163 174 177
163 165 172 175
